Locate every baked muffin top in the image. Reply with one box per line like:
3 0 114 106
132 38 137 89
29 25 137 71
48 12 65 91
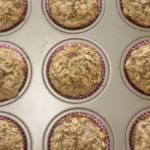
133 116 150 150
50 114 106 150
49 0 99 28
0 47 27 101
0 119 24 150
49 43 102 97
0 0 25 31
125 44 150 94
122 0 150 27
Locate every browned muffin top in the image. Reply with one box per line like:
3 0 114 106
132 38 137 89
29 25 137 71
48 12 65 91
49 0 99 28
49 43 102 97
125 44 150 94
0 0 25 31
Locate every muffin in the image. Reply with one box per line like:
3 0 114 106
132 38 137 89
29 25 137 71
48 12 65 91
122 0 150 27
48 0 100 29
50 114 107 150
0 0 26 32
125 43 150 95
0 118 24 150
0 47 27 101
131 115 150 150
48 42 103 98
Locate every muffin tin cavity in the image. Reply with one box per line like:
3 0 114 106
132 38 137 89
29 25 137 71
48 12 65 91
43 38 110 103
0 41 31 106
0 112 31 150
42 0 105 33
44 109 114 150
121 37 150 100
117 0 150 31
0 0 31 36
126 108 150 150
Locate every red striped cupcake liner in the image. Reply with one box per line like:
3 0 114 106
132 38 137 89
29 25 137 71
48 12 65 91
124 40 150 96
0 115 27 150
47 42 106 100
129 111 150 150
0 43 28 101
45 0 102 30
120 0 150 28
0 0 28 33
48 112 110 150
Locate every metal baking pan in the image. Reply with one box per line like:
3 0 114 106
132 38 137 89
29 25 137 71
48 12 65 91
1 0 150 150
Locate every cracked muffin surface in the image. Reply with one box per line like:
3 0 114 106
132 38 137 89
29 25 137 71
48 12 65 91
0 47 27 101
0 119 24 150
122 0 150 27
49 0 99 28
50 115 107 150
49 43 103 97
125 43 150 94
0 0 25 31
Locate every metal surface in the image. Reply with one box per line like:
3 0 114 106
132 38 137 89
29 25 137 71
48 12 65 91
1 0 150 150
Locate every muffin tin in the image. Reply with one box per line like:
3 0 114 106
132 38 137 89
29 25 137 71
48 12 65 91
1 0 150 150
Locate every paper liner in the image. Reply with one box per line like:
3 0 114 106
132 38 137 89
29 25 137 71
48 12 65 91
0 43 28 101
0 0 28 33
124 40 150 96
48 112 110 150
129 111 150 150
120 0 150 28
47 42 106 100
0 115 27 150
45 0 102 30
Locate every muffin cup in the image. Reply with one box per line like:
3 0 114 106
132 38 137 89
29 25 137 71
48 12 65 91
45 0 102 30
120 0 150 28
43 0 106 33
124 40 150 96
44 109 113 150
0 0 31 36
48 112 110 150
0 42 31 106
43 38 109 103
0 112 31 150
0 116 27 150
117 0 150 31
47 41 105 100
126 108 150 150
